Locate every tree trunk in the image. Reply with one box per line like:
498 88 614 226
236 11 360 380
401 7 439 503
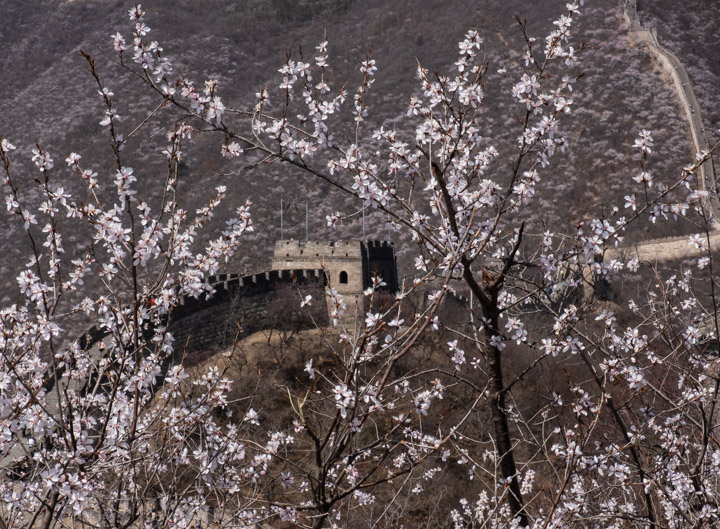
485 309 529 527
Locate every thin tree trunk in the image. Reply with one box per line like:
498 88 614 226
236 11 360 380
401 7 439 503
485 310 529 528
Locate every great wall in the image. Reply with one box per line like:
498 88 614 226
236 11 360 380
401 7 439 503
624 0 718 222
599 1 720 263
0 240 399 467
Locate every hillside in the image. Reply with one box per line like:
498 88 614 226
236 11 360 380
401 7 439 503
3 3 720 526
0 0 717 300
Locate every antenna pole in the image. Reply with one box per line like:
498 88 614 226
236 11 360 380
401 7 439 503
305 202 309 241
280 197 284 240
470 290 476 332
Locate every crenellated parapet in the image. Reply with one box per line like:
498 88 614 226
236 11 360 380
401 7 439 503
272 240 364 263
71 268 328 360
169 268 327 354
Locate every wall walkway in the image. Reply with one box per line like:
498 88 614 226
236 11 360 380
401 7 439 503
624 0 719 225
593 2 720 268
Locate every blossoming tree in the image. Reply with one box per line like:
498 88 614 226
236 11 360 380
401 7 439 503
1 1 719 528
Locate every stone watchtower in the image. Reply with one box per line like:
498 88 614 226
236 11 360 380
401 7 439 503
272 240 398 315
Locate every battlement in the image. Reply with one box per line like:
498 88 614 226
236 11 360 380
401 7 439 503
273 239 364 262
273 239 395 255
272 239 397 293
167 268 327 354
173 268 325 312
203 268 324 294
365 240 394 248
75 239 398 359
364 240 396 259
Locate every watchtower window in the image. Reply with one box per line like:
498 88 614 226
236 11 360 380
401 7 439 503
339 271 348 284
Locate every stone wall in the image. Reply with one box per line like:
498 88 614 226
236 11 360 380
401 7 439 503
607 232 720 262
169 269 328 355
74 269 328 358
624 0 719 223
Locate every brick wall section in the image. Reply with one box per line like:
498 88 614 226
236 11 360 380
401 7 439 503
169 269 328 355
74 269 328 358
607 232 720 262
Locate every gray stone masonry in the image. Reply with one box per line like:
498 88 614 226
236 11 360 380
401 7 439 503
272 239 398 319
169 269 328 355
